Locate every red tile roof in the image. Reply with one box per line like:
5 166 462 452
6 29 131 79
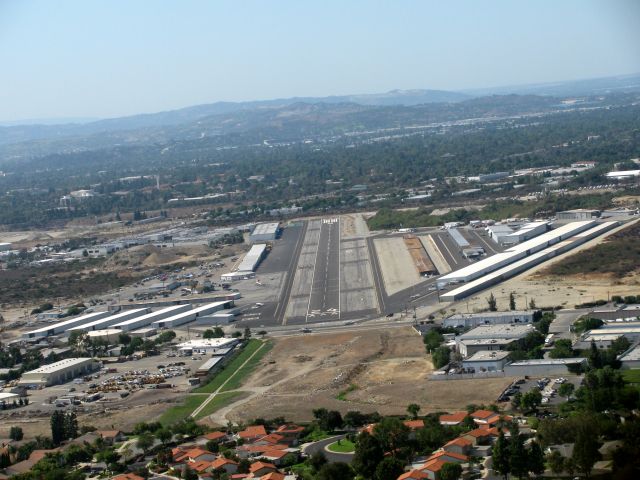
471 409 498 420
249 461 276 473
404 419 425 430
428 450 468 462
211 457 238 469
398 470 430 480
238 425 267 439
261 473 285 480
420 458 448 473
444 437 473 448
204 431 227 441
275 424 305 435
113 475 145 480
439 412 468 424
261 449 289 459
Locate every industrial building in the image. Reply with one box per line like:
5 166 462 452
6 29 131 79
236 244 268 273
462 351 511 372
503 358 587 376
19 358 98 386
486 224 514 244
619 345 640 369
439 221 617 301
112 304 191 332
468 172 509 183
151 301 234 329
221 271 256 282
86 329 122 343
557 209 600 221
574 324 640 350
196 307 241 325
249 223 279 243
0 242 11 252
23 310 112 339
456 323 533 358
66 308 150 334
606 169 640 180
590 306 640 321
448 229 470 248
443 311 535 329
176 338 238 356
501 221 548 245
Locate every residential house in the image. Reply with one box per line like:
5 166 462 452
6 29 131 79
97 430 126 445
238 425 268 441
442 437 472 456
112 474 145 480
398 471 430 480
274 425 305 446
438 412 468 426
249 461 277 477
470 410 500 425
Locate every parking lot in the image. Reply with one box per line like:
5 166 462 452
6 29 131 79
498 375 583 406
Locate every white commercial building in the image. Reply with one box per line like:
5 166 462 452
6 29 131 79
619 345 640 369
459 323 534 341
221 271 256 282
462 351 511 372
249 223 279 243
486 224 514 244
0 243 11 252
176 338 239 355
503 358 587 376
443 311 535 329
23 310 112 339
66 308 150 334
606 170 640 180
86 329 122 342
458 338 516 358
19 358 98 386
112 304 191 332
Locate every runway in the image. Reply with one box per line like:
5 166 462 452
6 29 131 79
306 218 341 320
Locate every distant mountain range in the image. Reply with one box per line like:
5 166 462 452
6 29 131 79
0 72 638 159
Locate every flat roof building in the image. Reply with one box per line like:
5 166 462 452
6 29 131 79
459 323 534 341
462 351 510 372
236 244 267 273
619 345 640 369
557 209 600 221
458 338 516 358
176 338 238 355
66 308 150 334
23 310 112 339
504 358 587 376
443 311 535 329
151 301 233 329
249 223 279 243
19 358 98 386
112 304 191 332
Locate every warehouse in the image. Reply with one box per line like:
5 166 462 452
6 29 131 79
486 224 514 244
66 308 150 334
448 228 470 248
462 351 510 372
574 324 640 350
443 311 535 329
19 358 98 386
501 221 548 245
236 243 267 272
112 304 191 332
23 310 112 339
503 358 587 376
0 242 11 252
249 223 279 243
196 307 241 325
440 221 616 300
221 271 256 282
151 301 233 329
86 329 122 343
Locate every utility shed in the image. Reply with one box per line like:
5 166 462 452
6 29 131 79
249 223 279 243
23 311 112 339
19 358 98 386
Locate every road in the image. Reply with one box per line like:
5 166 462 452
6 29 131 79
303 434 354 464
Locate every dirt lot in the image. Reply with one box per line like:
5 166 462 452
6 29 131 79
341 214 370 238
209 327 510 425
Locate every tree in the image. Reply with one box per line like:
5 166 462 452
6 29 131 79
137 432 155 454
431 346 451 369
573 421 600 478
492 431 511 480
440 462 463 480
509 433 529 479
244 327 251 339
423 329 445 352
156 428 172 445
51 410 66 445
406 403 421 419
203 328 224 339
9 426 23 441
529 298 537 309
182 465 198 480
558 382 575 400
520 389 542 412
509 292 516 311
353 432 384 478
487 293 497 311
547 450 565 475
374 457 405 480
549 339 574 359
528 440 545 477
64 411 78 439
316 462 353 480
308 451 328 472
344 410 368 428
372 417 411 460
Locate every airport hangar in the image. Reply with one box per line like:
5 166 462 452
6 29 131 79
438 220 618 302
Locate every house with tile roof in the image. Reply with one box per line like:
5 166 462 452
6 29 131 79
112 474 145 480
249 461 277 477
438 412 468 426
203 431 228 443
238 425 267 440
398 470 430 480
442 437 472 456
470 409 501 425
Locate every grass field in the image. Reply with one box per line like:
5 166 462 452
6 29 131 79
194 391 248 420
622 369 640 384
158 394 208 425
327 439 356 453
193 339 269 394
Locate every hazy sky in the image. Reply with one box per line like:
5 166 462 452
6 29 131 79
1 0 639 121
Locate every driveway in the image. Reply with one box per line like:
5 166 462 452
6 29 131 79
302 434 354 464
